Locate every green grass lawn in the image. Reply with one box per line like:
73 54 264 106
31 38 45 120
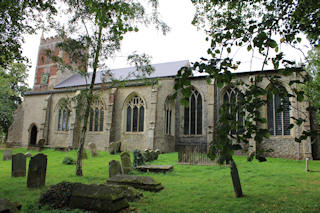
1 148 320 213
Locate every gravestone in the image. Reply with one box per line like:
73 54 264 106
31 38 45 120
120 152 132 174
12 153 26 177
150 150 157 161
38 138 46 148
143 149 152 162
155 149 160 160
2 149 12 161
108 142 116 154
133 149 144 168
108 141 121 154
88 142 98 157
109 160 123 178
27 153 47 188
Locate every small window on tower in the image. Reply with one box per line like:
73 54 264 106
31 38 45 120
40 73 49 85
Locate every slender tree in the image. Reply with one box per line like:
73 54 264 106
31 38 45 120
50 0 168 176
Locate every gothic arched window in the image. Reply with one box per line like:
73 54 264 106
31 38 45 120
88 100 104 132
126 95 145 132
223 87 244 134
184 89 202 135
165 98 174 135
57 99 71 131
267 91 290 136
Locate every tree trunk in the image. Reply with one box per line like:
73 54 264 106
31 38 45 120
75 25 103 176
75 99 91 176
230 158 243 197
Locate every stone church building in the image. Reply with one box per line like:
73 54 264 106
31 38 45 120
6 36 318 160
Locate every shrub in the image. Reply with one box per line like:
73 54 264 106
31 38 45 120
62 157 75 165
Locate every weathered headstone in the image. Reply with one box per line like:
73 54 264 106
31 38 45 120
88 142 98 157
150 150 157 161
108 141 121 154
27 153 47 188
12 153 26 177
25 152 32 158
155 149 160 160
2 149 12 161
143 149 152 162
108 142 116 154
133 149 144 168
38 138 46 148
120 152 132 174
109 160 123 178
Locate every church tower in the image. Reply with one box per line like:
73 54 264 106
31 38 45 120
33 34 74 91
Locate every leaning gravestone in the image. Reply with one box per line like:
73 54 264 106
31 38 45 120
120 152 132 174
88 142 98 157
109 160 123 178
12 153 26 177
27 153 47 188
2 149 12 161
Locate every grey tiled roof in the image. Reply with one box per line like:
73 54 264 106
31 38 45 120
54 60 189 89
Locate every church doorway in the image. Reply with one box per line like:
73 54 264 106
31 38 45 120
29 124 38 146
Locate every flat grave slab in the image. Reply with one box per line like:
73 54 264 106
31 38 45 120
136 165 173 173
107 175 163 192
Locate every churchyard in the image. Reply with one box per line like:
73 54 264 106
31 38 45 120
1 148 320 212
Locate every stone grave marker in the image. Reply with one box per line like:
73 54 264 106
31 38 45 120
88 142 98 157
27 153 47 188
109 160 123 178
2 149 12 161
120 152 132 174
38 139 46 148
12 153 26 177
133 149 144 168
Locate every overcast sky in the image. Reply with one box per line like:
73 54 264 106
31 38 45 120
21 0 310 88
